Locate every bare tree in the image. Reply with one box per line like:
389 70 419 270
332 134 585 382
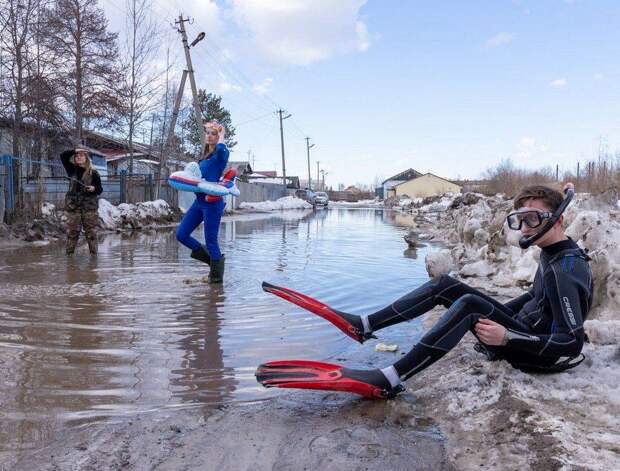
43 0 121 140
119 0 161 178
22 0 65 178
0 0 41 218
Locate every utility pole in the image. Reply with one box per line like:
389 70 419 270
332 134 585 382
305 137 315 190
320 169 327 191
176 15 206 151
156 47 170 199
316 161 320 191
247 149 256 170
277 109 291 187
165 70 188 155
159 15 206 199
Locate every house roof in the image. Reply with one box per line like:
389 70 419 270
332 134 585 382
254 170 277 177
393 172 461 187
382 168 424 184
84 130 151 154
228 161 253 174
105 152 150 162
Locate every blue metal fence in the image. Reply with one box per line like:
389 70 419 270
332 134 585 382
1 154 175 220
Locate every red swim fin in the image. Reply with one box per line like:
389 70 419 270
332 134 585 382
262 281 375 343
255 360 404 399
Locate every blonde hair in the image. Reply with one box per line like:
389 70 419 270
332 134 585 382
74 149 93 179
201 121 220 158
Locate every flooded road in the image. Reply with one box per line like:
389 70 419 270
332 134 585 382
0 208 436 454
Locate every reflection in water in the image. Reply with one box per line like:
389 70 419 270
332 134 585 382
0 208 435 454
403 248 418 259
171 286 236 404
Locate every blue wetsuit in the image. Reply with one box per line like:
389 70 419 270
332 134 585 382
176 144 229 260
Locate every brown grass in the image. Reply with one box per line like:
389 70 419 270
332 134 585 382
479 155 620 197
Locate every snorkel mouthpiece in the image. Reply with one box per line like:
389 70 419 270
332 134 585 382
517 187 574 249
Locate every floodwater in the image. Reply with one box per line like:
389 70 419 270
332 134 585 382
0 208 436 454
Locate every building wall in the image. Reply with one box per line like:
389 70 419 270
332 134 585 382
382 179 405 199
394 174 462 198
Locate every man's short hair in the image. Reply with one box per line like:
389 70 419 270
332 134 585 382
514 185 564 211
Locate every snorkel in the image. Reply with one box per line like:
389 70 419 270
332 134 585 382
517 186 574 249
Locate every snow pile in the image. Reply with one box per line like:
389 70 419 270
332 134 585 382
330 199 384 208
41 202 55 218
98 199 123 229
239 196 312 211
247 176 286 185
417 194 457 213
34 198 178 235
425 249 455 277
99 199 176 230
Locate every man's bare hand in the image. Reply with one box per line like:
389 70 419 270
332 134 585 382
474 318 507 346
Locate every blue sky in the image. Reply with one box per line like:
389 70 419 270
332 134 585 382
102 0 620 187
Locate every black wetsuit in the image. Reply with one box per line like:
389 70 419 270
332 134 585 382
365 238 593 382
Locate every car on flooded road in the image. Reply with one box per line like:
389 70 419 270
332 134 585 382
314 191 329 207
295 189 317 206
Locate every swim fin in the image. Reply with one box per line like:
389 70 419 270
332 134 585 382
262 281 376 343
255 359 404 399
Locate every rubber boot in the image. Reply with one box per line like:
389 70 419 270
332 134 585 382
66 238 78 255
208 256 225 284
87 238 98 256
190 245 211 266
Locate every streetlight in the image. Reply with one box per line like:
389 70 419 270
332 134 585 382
190 32 205 47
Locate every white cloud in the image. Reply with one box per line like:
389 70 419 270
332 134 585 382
517 137 536 159
550 78 567 87
253 78 273 95
355 20 370 51
594 73 605 80
486 32 515 47
520 137 536 147
217 81 243 93
228 0 371 66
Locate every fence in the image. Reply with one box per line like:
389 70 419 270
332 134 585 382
327 190 375 202
233 180 290 209
0 154 295 221
1 154 177 220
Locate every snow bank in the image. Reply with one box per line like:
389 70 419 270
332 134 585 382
331 199 384 208
239 196 312 211
36 198 178 234
97 199 176 230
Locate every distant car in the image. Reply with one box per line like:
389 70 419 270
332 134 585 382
295 188 317 205
314 191 329 206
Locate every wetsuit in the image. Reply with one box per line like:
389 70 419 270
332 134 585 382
60 150 103 255
176 143 229 260
363 238 593 383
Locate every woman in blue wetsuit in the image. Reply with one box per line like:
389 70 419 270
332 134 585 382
176 121 229 284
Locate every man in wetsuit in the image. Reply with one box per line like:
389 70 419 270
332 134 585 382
257 183 594 398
